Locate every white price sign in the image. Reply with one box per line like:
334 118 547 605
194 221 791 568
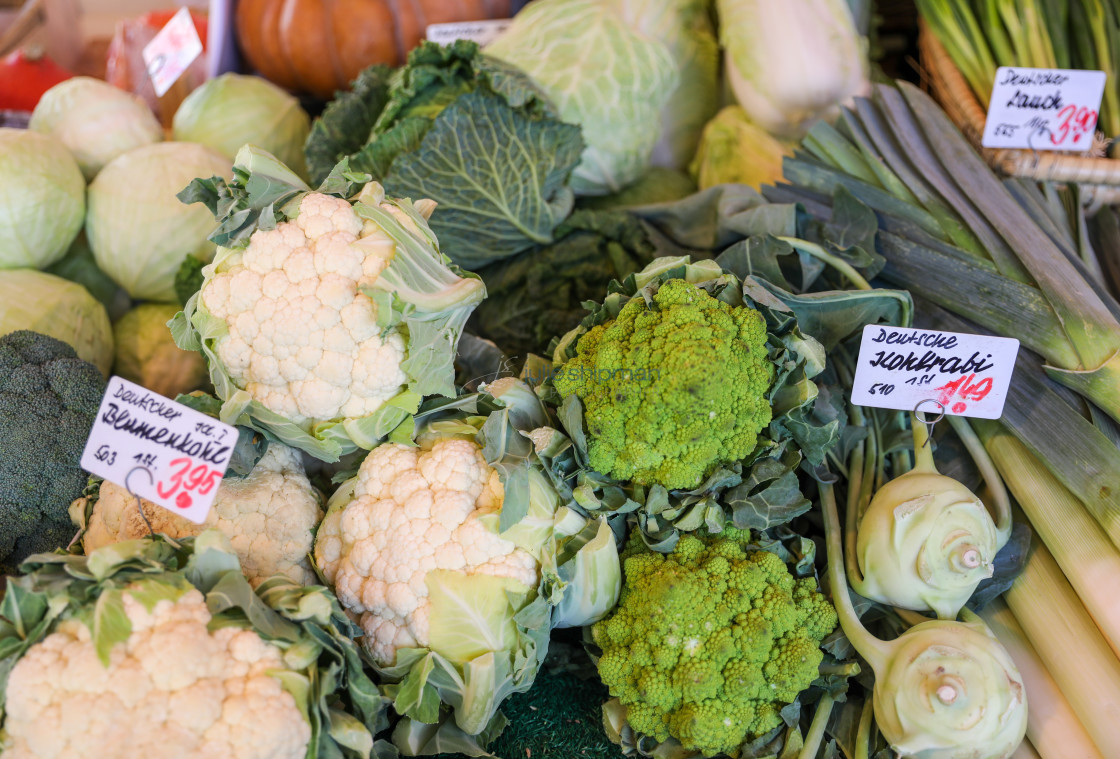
426 20 511 46
80 377 237 524
981 66 1107 151
850 326 1020 420
142 6 203 97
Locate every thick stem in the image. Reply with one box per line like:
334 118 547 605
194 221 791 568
894 606 934 628
855 697 874 759
910 412 938 473
848 412 879 597
820 482 892 673
798 692 836 759
947 414 1013 542
776 237 874 291
846 438 867 586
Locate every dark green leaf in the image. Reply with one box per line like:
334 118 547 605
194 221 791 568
469 209 656 358
382 90 583 267
725 457 811 530
305 64 394 185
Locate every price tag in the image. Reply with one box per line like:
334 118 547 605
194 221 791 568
80 377 236 524
981 66 1106 151
426 20 512 46
851 326 1019 419
142 6 204 97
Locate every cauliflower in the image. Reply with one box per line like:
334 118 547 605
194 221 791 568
175 153 487 463
315 437 539 665
3 587 310 759
78 444 322 587
553 277 774 490
199 192 406 425
591 528 837 757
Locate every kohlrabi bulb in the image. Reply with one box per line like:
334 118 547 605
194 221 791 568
853 416 1007 619
820 483 1028 759
872 611 1028 759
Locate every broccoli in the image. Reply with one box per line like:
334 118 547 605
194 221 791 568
554 278 774 490
591 528 837 757
0 330 105 574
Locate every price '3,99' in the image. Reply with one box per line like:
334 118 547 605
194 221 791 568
157 457 221 510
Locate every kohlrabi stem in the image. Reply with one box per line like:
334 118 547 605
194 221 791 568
798 692 836 759
910 413 938 473
947 415 1013 541
818 661 862 677
893 411 913 472
872 413 888 491
776 237 874 291
855 698 874 759
894 606 934 628
821 482 892 672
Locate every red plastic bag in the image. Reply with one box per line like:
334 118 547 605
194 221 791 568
105 9 209 127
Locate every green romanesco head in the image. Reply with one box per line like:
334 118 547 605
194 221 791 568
591 528 837 757
554 278 774 491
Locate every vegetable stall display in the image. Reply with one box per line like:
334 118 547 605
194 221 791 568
6 3 1120 757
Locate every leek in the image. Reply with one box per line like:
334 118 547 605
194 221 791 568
974 420 1120 658
979 598 1105 759
919 0 1120 137
1002 539 1120 757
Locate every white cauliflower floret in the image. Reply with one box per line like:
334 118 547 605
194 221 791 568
200 192 407 427
2 588 310 759
314 438 539 665
80 445 322 587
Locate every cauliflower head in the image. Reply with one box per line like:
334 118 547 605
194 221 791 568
591 529 837 757
553 278 774 490
315 437 540 665
79 444 322 587
3 586 310 759
198 192 408 426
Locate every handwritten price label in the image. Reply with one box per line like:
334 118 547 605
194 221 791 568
80 377 236 524
981 67 1106 151
142 6 203 97
426 19 511 46
851 326 1020 419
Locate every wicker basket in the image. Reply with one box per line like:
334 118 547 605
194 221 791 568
919 21 1120 207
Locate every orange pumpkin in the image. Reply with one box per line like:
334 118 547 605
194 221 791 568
235 0 513 99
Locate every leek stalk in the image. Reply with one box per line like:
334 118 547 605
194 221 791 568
1002 540 1120 757
979 598 1105 759
975 420 1120 657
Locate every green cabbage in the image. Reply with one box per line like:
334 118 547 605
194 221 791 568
0 128 85 270
0 269 113 375
486 0 679 196
30 77 163 181
85 142 232 302
603 0 720 170
173 74 311 180
304 43 583 269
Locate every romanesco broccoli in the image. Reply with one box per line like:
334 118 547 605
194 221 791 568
553 278 773 490
591 528 837 757
0 331 105 574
